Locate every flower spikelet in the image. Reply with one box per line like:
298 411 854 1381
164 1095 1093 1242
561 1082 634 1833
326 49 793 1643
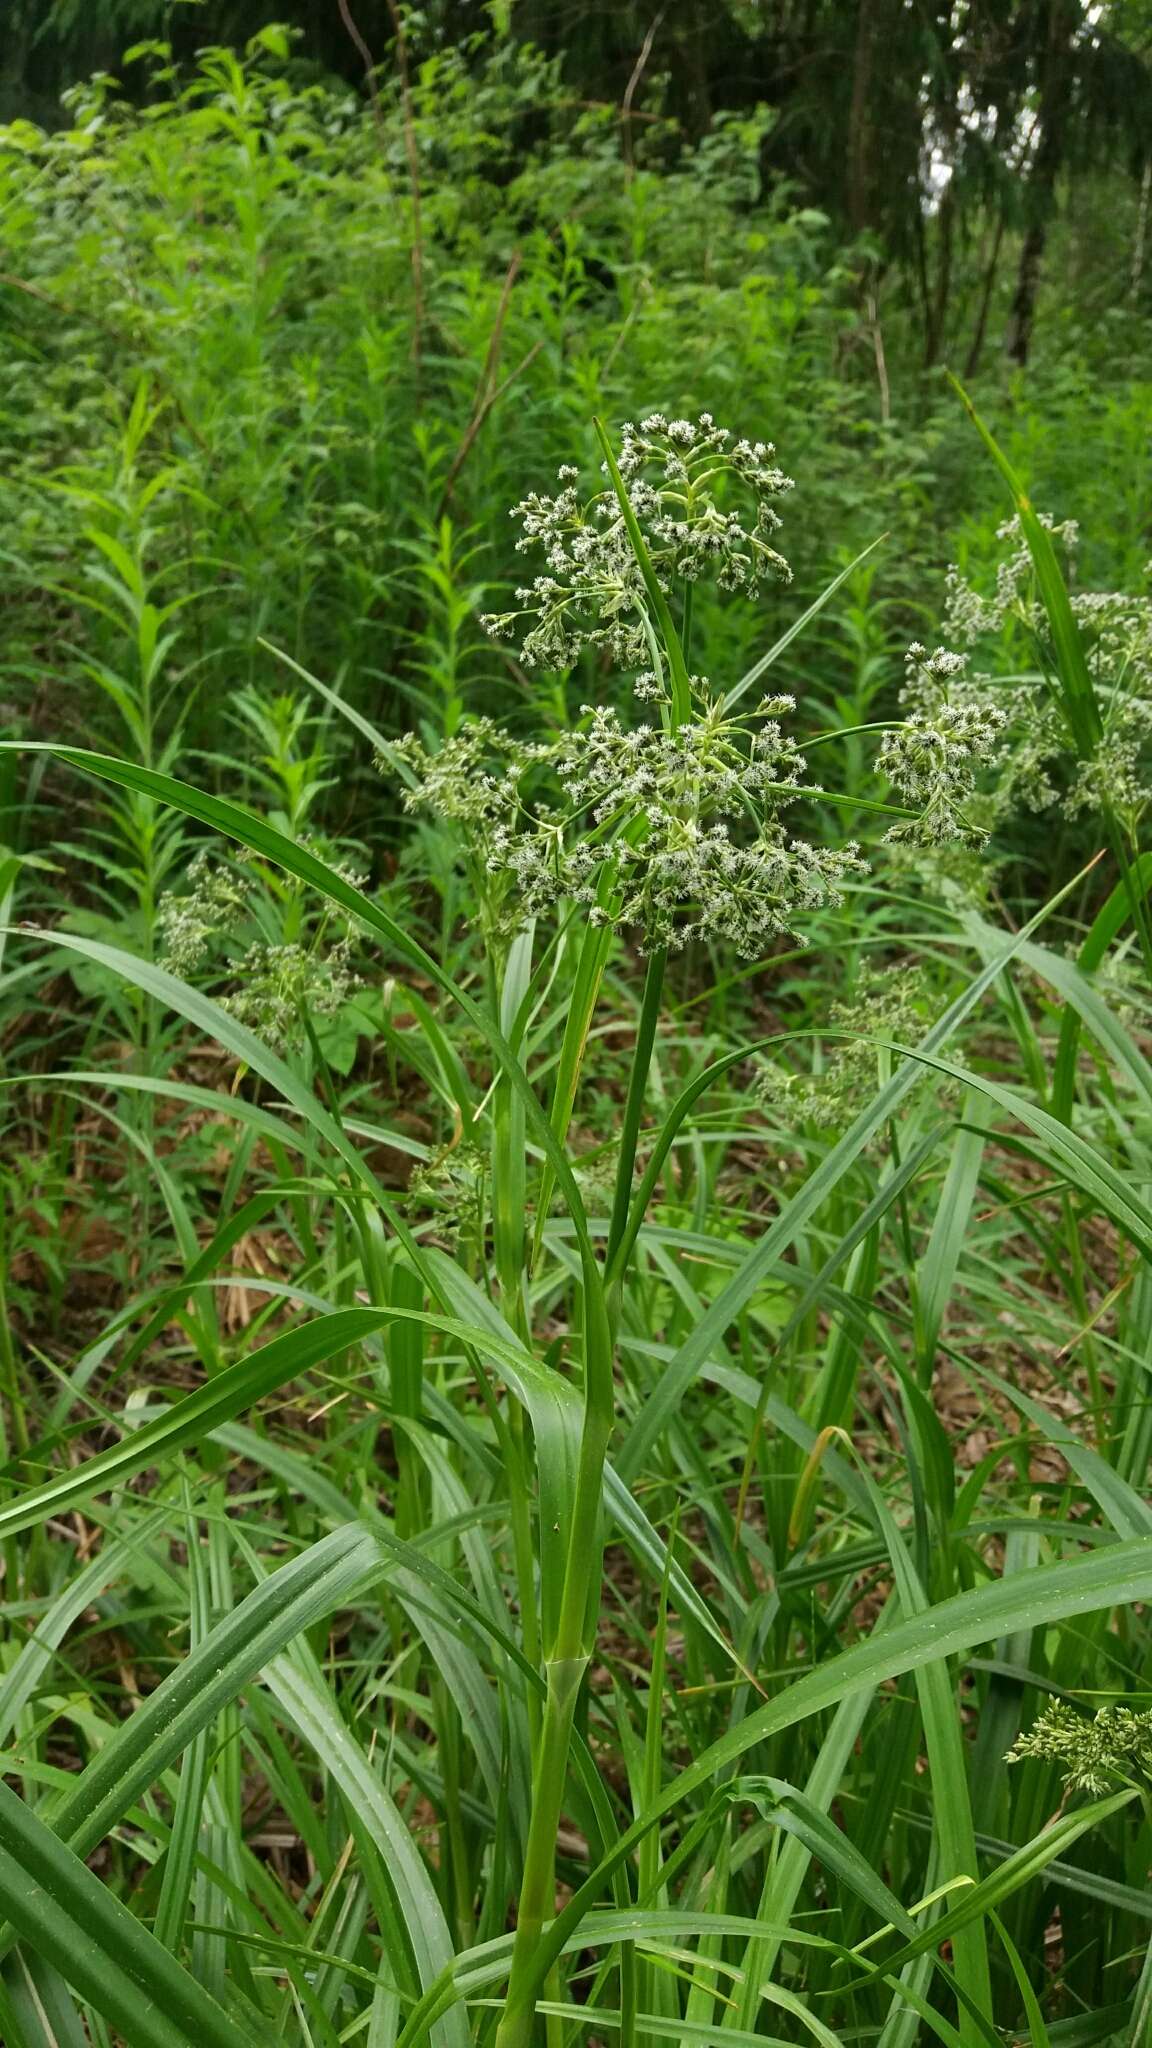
940 520 1152 825
1006 1702 1152 1796
481 412 794 673
883 644 1007 845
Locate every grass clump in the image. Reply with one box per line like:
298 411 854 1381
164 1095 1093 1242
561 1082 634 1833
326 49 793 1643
0 26 1150 2048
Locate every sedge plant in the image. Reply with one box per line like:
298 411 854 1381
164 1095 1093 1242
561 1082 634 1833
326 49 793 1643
391 410 1004 2045
4 411 1152 2048
1 29 1152 2046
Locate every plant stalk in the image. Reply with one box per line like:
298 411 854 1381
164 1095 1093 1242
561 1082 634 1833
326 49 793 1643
499 954 662 2040
606 945 667 1277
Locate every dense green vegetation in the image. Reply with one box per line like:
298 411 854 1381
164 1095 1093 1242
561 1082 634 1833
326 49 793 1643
1 10 1152 2048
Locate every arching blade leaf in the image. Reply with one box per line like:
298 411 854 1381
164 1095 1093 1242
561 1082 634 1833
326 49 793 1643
0 1779 257 2048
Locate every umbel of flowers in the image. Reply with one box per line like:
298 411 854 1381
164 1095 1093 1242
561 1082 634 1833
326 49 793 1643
482 412 794 670
394 412 1005 956
394 691 868 959
927 513 1152 827
1007 1701 1152 1796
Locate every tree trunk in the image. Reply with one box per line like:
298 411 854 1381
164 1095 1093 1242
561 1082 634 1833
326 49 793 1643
1132 156 1152 299
846 0 883 236
964 215 1006 379
1005 219 1049 366
1004 0 1077 365
924 182 955 369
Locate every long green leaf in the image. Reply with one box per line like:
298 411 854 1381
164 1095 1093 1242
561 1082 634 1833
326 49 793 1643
722 534 888 712
526 1537 1152 2012
618 869 1087 1479
947 378 1100 752
265 1655 469 2048
0 743 594 1257
0 1780 256 2048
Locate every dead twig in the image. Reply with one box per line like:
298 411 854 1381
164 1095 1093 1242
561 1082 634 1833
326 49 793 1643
384 0 425 370
335 0 386 139
621 11 666 175
437 251 540 519
438 340 544 523
865 285 891 425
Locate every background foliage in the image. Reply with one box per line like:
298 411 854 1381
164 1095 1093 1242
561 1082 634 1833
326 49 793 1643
1 6 1151 2048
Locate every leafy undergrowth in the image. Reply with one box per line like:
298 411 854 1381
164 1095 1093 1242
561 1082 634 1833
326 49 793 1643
1 28 1152 2048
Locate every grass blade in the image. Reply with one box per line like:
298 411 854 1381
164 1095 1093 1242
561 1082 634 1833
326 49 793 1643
0 1780 257 2048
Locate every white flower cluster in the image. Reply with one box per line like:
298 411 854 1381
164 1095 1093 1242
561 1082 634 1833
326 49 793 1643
391 720 554 830
559 697 866 955
1007 1701 1152 1796
1064 707 1152 818
756 964 942 1131
481 412 794 672
879 644 1007 847
558 694 808 817
223 937 359 1051
157 842 363 1054
943 514 1080 645
940 519 1152 825
394 687 865 958
390 720 564 943
157 848 240 976
616 819 865 957
402 1135 486 1250
430 420 1010 960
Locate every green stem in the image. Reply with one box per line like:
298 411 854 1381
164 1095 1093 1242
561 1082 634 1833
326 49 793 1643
493 1656 586 2048
508 1399 543 1751
0 1188 27 1464
555 1254 616 1660
1129 1794 1152 2048
495 1243 615 2044
434 1679 474 1946
1106 815 1152 989
499 966 660 2040
531 909 615 1273
500 426 681 2045
606 946 666 1276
